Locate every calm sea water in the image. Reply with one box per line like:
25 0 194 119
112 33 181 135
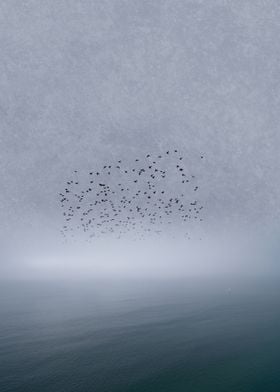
1 277 280 392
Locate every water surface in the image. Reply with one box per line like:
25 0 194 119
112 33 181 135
1 278 280 391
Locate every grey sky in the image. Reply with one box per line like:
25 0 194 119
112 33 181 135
1 0 280 242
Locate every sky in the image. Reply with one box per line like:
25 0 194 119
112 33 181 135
0 1 280 272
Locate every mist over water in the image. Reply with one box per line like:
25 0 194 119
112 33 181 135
1 218 280 392
1 226 280 391
2 219 279 280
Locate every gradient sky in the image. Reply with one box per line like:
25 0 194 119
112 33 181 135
1 0 280 244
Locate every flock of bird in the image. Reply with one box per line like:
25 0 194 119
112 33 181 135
59 150 205 242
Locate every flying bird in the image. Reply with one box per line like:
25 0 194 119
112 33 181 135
59 151 205 241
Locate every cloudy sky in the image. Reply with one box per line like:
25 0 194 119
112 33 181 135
1 0 280 245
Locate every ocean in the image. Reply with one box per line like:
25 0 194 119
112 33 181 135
1 277 280 391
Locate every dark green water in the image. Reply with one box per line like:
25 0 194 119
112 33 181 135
1 278 280 392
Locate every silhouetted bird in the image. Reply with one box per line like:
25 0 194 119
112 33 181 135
60 150 205 241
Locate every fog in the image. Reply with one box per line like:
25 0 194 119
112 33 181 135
1 1 280 280
1 223 278 281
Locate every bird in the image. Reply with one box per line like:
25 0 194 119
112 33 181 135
59 150 205 242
